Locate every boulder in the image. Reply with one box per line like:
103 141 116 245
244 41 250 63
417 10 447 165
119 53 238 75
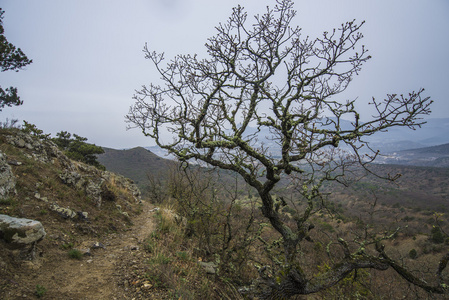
0 214 46 247
198 261 217 274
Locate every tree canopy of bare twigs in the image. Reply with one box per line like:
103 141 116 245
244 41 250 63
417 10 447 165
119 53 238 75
127 0 447 297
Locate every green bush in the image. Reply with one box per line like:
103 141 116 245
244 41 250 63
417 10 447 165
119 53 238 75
409 248 418 259
317 220 335 233
52 131 105 170
35 284 47 298
0 197 14 206
430 226 445 244
68 249 83 260
282 206 296 214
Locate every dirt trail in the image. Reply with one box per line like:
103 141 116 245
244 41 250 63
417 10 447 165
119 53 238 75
4 201 156 300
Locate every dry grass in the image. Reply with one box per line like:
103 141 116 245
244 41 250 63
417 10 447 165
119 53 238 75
137 206 244 299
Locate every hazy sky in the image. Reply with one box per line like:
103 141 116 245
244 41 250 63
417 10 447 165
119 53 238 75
1 0 448 149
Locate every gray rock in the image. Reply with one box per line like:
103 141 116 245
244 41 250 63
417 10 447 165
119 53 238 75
4 131 143 211
59 170 82 186
16 138 26 148
198 261 217 274
6 131 71 167
0 214 46 247
77 211 89 221
49 203 88 221
91 242 105 249
115 204 130 218
80 248 91 256
0 151 16 199
50 204 77 219
85 179 104 207
7 160 22 166
59 169 104 207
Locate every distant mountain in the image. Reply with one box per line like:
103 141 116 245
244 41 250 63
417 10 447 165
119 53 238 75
97 147 175 192
364 118 449 152
144 146 175 160
241 118 449 154
375 143 449 167
106 118 449 174
402 143 449 155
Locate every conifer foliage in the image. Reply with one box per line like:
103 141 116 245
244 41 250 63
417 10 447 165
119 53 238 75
0 8 32 111
53 131 105 170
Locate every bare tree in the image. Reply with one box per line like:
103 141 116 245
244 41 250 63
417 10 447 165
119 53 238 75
127 0 447 297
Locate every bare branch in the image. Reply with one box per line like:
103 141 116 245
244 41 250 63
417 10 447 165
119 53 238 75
127 0 440 297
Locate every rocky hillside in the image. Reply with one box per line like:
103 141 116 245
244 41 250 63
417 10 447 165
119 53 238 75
0 128 149 299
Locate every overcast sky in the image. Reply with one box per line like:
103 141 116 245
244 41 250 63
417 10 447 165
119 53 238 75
1 0 448 149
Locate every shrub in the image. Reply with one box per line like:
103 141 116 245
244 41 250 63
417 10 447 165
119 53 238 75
35 284 47 298
409 248 418 259
317 220 335 233
68 249 83 260
0 197 14 206
430 226 445 244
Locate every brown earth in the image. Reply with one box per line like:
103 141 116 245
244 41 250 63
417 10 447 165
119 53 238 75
0 200 162 300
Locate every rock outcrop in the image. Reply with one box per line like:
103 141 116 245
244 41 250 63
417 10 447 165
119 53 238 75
58 168 105 207
5 130 142 208
0 151 16 199
5 130 72 168
49 203 88 220
0 128 146 267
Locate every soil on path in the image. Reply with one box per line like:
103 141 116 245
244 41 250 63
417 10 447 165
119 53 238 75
1 200 157 300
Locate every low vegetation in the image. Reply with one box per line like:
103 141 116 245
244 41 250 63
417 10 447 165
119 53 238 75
34 284 47 298
139 164 449 299
68 249 83 260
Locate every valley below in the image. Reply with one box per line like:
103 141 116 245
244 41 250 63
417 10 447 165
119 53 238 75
1 125 449 299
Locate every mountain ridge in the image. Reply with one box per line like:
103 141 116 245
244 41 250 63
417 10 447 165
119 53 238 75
97 146 175 193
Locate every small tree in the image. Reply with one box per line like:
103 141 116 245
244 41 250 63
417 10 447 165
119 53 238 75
21 120 50 139
431 226 445 244
0 8 32 111
53 131 105 170
127 0 446 297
